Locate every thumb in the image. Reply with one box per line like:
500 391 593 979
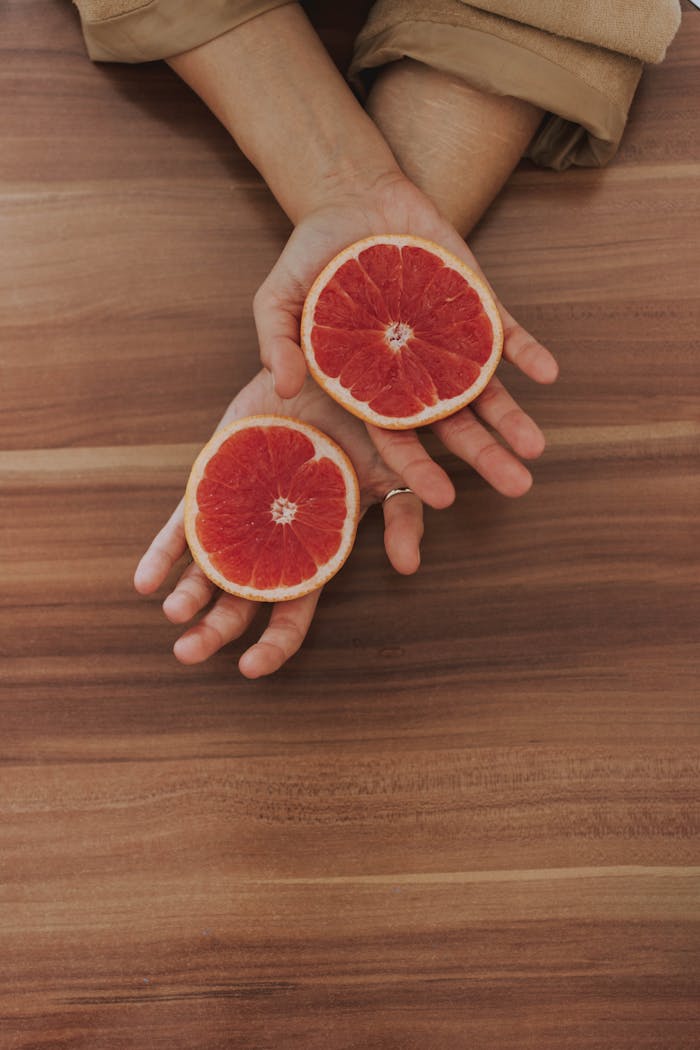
253 275 308 400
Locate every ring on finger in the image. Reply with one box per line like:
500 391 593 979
382 486 415 504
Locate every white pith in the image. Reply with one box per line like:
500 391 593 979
300 234 504 430
385 321 413 351
270 496 297 525
184 415 360 603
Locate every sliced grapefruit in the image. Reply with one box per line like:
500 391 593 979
301 234 503 429
184 416 360 602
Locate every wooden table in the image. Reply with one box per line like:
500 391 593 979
2 2 698 1046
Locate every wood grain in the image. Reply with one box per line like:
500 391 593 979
1 1 699 1047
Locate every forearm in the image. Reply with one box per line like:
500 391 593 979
366 59 544 237
168 4 401 223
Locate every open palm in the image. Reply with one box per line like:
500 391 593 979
134 368 423 678
254 172 558 508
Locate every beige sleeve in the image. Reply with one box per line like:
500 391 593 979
349 0 682 170
71 0 295 63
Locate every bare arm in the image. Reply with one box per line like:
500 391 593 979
366 58 543 237
168 4 401 224
170 7 543 237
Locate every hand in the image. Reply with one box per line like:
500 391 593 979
133 369 424 678
254 172 559 509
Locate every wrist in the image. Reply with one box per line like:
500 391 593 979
298 160 404 223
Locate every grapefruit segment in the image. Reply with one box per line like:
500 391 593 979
337 342 386 391
358 243 402 317
409 338 481 400
313 281 384 331
333 258 392 325
399 245 444 320
310 327 375 380
301 234 503 429
184 416 360 603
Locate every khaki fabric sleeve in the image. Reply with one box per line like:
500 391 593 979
72 0 295 63
349 0 682 170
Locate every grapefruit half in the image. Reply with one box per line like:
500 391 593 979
301 234 503 429
184 416 360 602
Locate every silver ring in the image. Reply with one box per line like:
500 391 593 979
382 486 415 504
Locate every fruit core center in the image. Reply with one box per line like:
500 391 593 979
385 321 413 351
270 495 298 526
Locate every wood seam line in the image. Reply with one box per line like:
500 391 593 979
1 163 697 199
254 865 700 886
0 421 697 475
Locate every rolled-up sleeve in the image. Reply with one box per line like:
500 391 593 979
71 0 295 63
349 0 682 169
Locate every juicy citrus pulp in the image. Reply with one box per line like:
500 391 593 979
184 416 360 602
301 234 503 429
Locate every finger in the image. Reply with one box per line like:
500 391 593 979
253 284 307 399
382 492 424 575
433 409 533 498
173 592 258 665
162 559 216 624
366 425 455 509
500 307 559 384
239 590 321 679
134 498 186 595
472 377 545 460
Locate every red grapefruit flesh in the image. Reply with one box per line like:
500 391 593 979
301 234 503 429
184 416 360 602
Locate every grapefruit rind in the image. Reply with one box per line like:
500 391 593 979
184 415 360 603
300 234 503 430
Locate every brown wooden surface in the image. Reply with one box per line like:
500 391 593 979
2 2 699 1047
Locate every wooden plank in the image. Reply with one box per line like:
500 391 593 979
1 1 698 1048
